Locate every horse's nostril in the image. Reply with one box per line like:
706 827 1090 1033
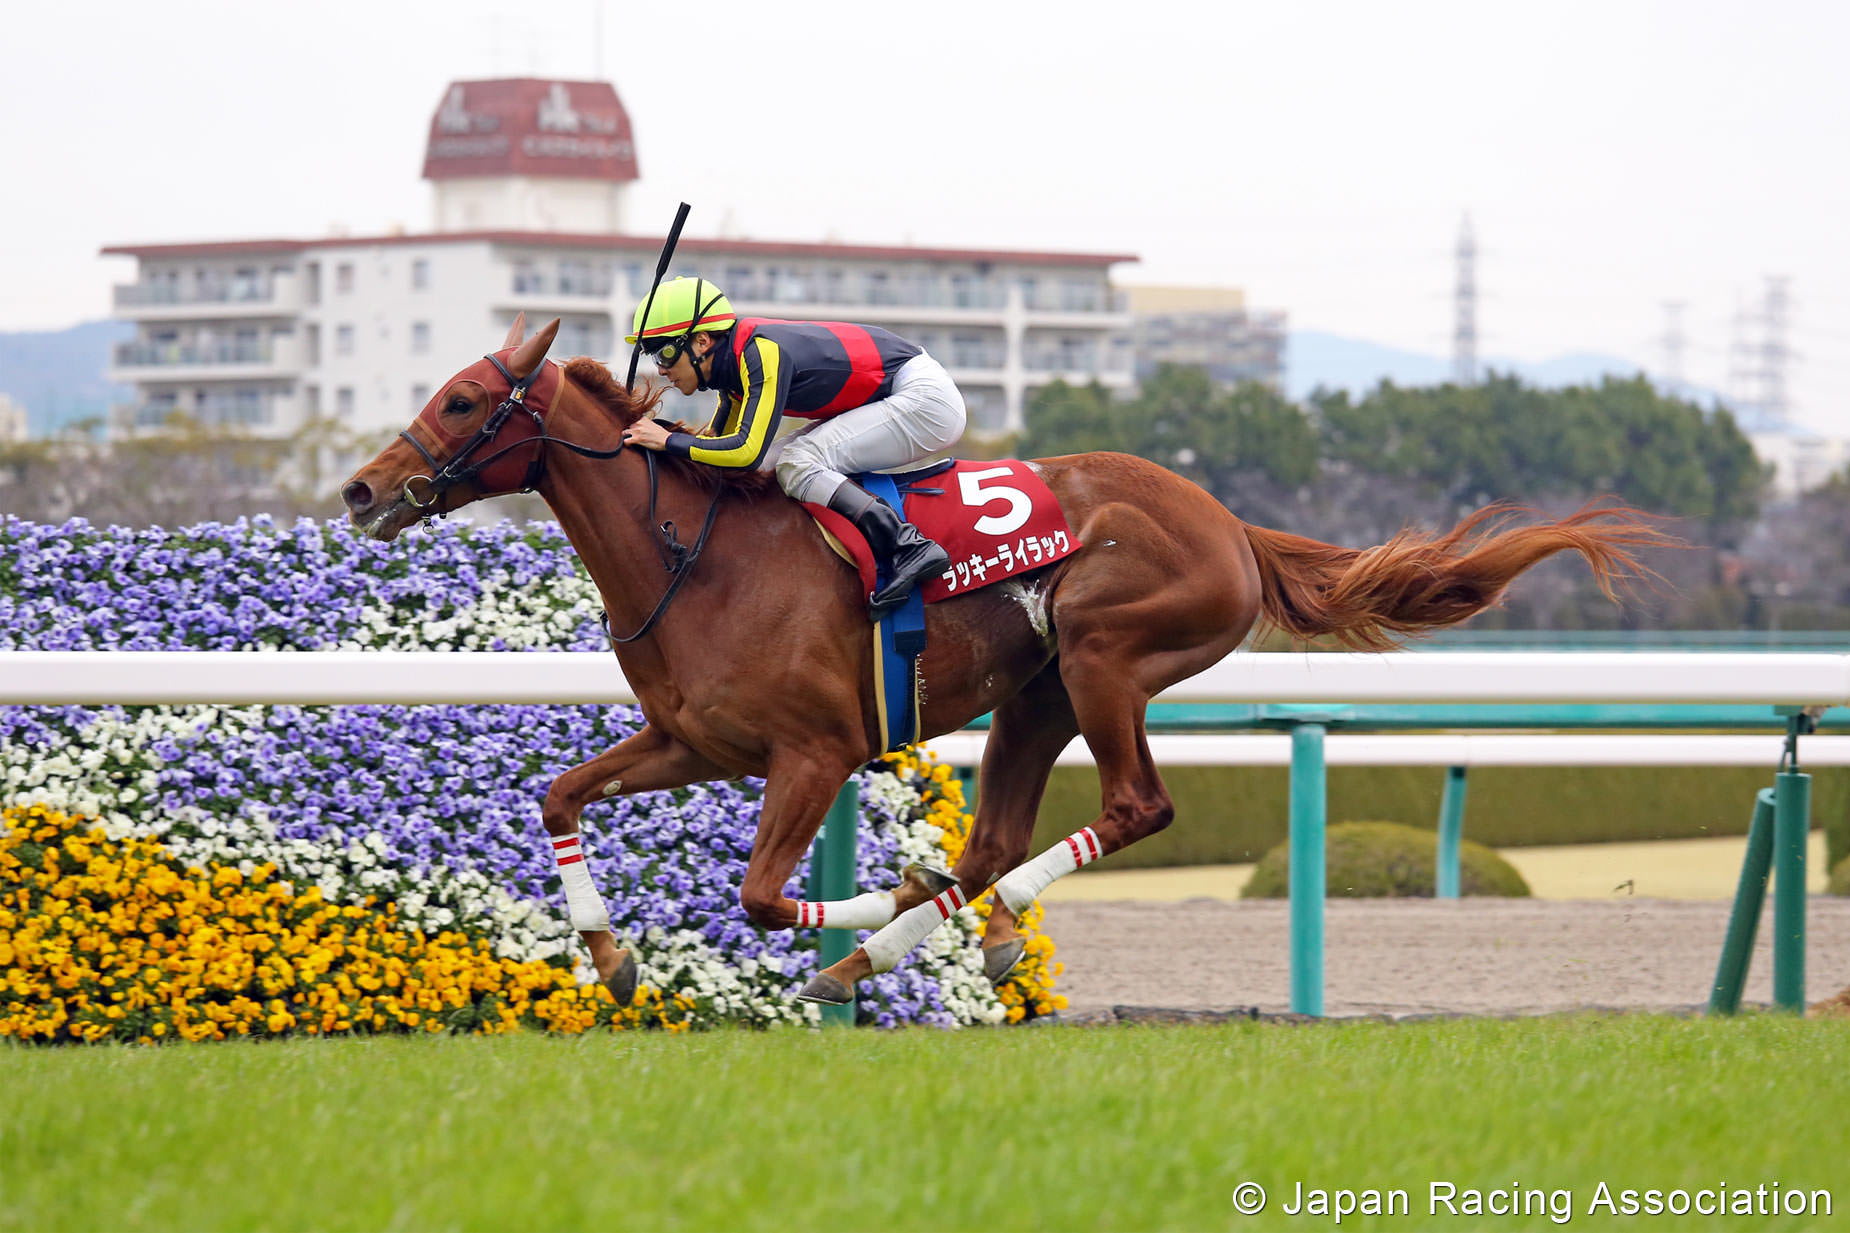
342 480 373 511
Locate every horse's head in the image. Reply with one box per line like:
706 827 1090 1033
340 315 562 541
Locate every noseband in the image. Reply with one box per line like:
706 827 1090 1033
396 351 721 644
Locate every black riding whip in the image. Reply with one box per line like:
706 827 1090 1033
624 200 693 392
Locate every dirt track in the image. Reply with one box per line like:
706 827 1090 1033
1039 897 1850 1018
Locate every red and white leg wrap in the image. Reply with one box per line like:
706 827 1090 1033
550 833 612 933
793 890 897 930
995 827 1102 916
861 884 969 974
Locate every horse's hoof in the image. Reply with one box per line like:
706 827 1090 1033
603 951 638 1005
902 862 958 899
983 938 1027 986
798 973 855 1006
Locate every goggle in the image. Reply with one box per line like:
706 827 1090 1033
641 334 693 367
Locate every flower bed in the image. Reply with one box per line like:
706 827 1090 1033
0 516 1063 1039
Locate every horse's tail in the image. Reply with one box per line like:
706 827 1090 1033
1241 501 1676 651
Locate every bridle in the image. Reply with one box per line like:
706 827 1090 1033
396 351 566 506
396 350 722 644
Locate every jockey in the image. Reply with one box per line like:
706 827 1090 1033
621 276 965 617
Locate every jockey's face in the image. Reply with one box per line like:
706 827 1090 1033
658 332 718 396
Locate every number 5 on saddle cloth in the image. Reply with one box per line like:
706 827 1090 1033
804 459 1082 752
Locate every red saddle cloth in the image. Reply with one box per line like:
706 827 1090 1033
804 460 1082 603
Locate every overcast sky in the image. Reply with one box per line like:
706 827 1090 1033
6 0 1848 431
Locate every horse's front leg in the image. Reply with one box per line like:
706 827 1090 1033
802 665 1077 1003
541 722 727 1002
736 749 888 933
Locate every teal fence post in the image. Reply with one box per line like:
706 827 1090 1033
1288 723 1327 1017
1708 788 1775 1015
1435 765 1468 899
1772 769 1810 1012
954 767 979 821
806 782 862 1027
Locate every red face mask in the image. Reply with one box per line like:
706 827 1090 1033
409 349 562 495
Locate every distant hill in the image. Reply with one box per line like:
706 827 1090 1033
1285 330 1714 405
0 321 133 436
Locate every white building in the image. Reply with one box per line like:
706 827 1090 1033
104 78 1136 444
1127 284 1286 391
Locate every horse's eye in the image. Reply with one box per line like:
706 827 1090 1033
446 396 472 415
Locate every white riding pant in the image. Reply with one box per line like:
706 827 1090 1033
768 353 967 506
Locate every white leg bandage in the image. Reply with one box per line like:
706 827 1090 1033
994 827 1103 916
861 885 969 974
551 833 612 933
794 891 897 930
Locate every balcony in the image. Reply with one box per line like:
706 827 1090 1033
113 278 298 318
1019 286 1132 328
123 392 289 434
940 343 1009 376
1022 343 1135 386
108 338 298 384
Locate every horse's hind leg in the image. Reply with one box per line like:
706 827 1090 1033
801 665 1077 1002
992 659 1173 917
990 498 1254 914
954 664 1078 984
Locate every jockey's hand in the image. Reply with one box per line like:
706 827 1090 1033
622 419 671 451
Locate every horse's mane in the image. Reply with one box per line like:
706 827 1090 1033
561 357 778 498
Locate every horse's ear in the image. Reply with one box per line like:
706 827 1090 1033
502 312 528 350
510 318 560 380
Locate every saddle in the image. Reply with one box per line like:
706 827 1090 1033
804 459 1081 752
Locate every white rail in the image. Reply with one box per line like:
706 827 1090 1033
4 650 1850 707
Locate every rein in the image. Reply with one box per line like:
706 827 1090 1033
398 353 724 644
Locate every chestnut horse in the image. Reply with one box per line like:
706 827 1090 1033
340 317 1667 1007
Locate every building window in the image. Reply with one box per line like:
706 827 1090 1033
335 324 355 356
513 260 541 294
336 387 355 418
963 387 1007 435
335 263 355 294
411 258 431 290
1060 278 1101 312
724 265 756 299
412 384 431 410
411 322 431 353
232 389 267 426
231 266 263 301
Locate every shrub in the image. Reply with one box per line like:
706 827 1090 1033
0 516 1063 1035
1828 855 1850 897
1240 821 1531 899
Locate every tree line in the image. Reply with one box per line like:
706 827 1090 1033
1020 367 1844 631
2 373 1842 631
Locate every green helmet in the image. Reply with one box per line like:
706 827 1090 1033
624 276 736 345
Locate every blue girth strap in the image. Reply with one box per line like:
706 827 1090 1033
859 472 927 752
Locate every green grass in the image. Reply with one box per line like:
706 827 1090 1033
4 1016 1847 1232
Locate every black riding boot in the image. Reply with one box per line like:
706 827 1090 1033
827 481 951 619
